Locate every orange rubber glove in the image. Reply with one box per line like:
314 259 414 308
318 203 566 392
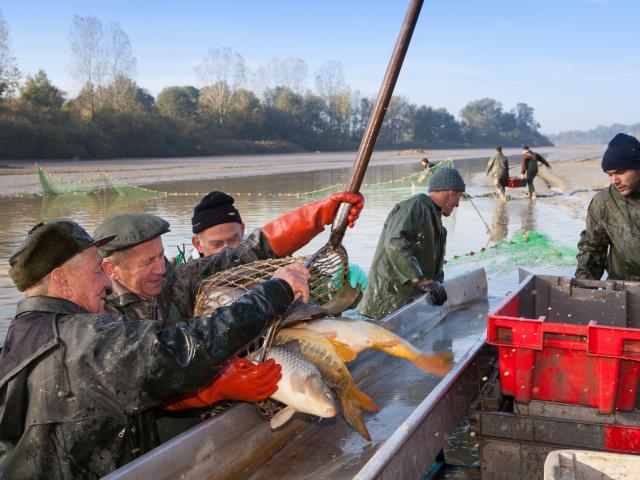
263 191 365 257
164 358 281 411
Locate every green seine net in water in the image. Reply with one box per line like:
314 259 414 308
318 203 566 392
446 230 578 274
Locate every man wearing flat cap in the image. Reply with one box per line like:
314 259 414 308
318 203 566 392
358 165 466 319
0 219 307 478
95 191 364 326
576 133 640 281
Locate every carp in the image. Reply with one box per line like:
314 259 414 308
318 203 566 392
300 318 453 376
258 345 338 430
275 328 379 441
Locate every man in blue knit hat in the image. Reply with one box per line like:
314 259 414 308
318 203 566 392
358 165 466 319
576 133 640 281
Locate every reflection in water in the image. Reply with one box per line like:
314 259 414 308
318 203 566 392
519 199 537 233
489 200 508 243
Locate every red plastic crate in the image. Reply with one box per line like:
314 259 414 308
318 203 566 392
487 291 640 414
507 177 527 188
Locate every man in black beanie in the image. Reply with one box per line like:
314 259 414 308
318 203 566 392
576 133 640 281
191 191 245 257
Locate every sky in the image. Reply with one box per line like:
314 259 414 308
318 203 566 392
1 0 639 134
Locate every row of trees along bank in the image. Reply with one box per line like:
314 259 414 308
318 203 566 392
0 12 552 160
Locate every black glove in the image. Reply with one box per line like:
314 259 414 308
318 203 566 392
424 281 448 306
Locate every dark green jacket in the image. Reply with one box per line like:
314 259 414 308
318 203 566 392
358 194 446 319
0 280 292 479
105 228 276 326
576 185 640 281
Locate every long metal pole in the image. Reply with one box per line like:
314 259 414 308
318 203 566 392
329 0 424 246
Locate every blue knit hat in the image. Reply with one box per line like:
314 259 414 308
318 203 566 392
428 166 466 192
602 133 640 172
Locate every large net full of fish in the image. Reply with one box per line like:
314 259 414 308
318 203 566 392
445 230 578 274
194 256 353 316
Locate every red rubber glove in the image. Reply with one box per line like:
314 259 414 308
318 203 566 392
262 191 365 257
164 358 281 411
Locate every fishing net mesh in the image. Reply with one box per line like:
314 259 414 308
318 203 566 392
194 255 350 316
445 230 578 274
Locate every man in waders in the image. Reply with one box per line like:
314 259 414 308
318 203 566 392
576 133 640 281
358 166 466 320
187 191 368 289
520 145 550 199
486 146 509 201
0 219 309 478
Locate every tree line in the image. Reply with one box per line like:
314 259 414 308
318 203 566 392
0 12 551 160
549 122 640 146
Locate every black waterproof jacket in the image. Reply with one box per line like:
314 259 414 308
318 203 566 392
0 279 292 479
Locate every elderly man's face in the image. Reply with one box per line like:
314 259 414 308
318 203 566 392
103 236 166 298
432 190 464 217
64 247 112 314
606 168 640 197
193 222 245 257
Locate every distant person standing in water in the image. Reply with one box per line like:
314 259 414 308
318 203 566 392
576 133 640 281
520 146 550 199
485 146 509 201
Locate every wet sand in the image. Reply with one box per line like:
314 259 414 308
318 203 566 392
0 146 604 197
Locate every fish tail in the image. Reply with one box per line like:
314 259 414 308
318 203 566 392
414 351 454 377
339 384 379 441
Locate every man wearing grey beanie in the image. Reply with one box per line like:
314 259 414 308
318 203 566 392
358 165 466 319
576 133 640 281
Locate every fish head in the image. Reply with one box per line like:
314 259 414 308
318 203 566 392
304 375 337 419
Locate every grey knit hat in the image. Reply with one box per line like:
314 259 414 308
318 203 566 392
428 166 466 192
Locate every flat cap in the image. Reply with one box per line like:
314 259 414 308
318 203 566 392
94 213 170 257
9 219 115 292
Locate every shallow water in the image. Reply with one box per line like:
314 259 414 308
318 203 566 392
0 149 596 341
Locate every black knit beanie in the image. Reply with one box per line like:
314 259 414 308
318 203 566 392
602 133 640 172
192 191 242 234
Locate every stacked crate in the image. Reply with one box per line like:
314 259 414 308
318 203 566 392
478 274 640 479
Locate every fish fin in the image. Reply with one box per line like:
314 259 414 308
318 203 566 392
327 338 358 362
290 370 306 393
339 384 379 442
414 351 454 377
270 406 297 429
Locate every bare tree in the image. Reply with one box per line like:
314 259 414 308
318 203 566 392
0 9 21 99
314 60 345 101
69 16 137 114
196 46 246 124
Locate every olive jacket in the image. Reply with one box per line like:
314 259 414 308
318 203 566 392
105 228 276 326
576 185 640 281
485 152 509 184
0 279 293 479
358 194 446 319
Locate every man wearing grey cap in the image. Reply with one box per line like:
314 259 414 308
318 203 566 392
95 191 364 326
0 219 307 478
358 165 466 319
576 133 640 281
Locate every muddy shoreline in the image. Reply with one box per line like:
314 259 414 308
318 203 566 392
0 146 604 197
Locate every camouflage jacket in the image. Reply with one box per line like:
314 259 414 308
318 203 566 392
576 185 640 281
485 152 509 182
358 194 446 319
105 228 276 327
0 281 292 479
